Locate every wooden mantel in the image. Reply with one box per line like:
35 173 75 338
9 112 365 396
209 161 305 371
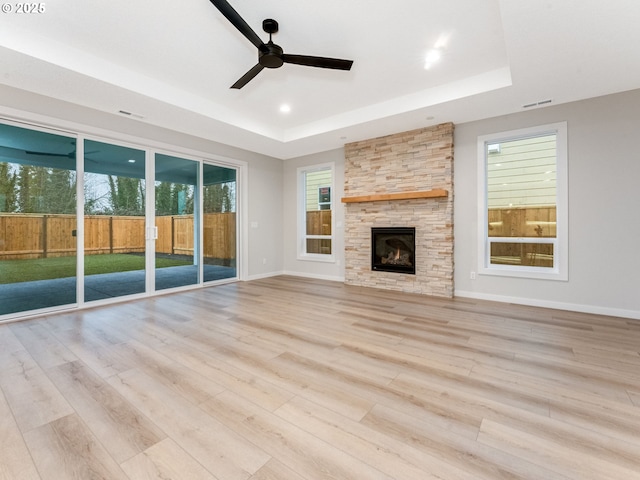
341 188 448 204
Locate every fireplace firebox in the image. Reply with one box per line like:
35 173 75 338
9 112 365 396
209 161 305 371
371 227 416 274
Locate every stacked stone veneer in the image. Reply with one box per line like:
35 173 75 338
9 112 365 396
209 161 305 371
343 123 454 297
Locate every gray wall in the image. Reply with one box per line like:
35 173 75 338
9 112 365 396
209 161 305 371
454 89 640 318
282 149 345 281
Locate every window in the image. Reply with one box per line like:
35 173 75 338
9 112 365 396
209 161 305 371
298 163 334 261
478 122 567 280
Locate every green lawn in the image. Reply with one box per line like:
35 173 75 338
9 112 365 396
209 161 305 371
0 254 191 284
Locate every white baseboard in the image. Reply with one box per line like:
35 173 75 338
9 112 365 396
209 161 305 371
282 271 345 283
239 277 640 321
455 290 640 321
245 271 284 281
245 271 345 282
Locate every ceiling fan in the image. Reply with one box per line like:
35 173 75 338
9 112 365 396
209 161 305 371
209 0 354 89
25 143 99 159
26 149 78 158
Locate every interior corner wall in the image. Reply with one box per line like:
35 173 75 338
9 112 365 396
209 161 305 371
0 84 285 281
282 148 346 281
454 88 640 319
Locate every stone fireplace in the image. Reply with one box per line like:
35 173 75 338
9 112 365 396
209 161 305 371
342 123 454 297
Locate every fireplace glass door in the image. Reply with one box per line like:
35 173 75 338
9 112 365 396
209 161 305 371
371 227 416 274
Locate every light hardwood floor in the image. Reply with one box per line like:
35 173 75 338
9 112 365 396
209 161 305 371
1 275 639 480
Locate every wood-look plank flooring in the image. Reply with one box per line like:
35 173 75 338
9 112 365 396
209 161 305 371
1 275 640 479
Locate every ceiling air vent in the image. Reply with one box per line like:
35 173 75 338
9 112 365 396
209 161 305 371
118 110 145 119
523 99 553 109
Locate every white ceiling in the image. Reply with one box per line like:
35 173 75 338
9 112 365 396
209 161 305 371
1 0 639 159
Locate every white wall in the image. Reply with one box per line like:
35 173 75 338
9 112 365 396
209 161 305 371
282 148 345 281
0 84 284 281
454 89 640 319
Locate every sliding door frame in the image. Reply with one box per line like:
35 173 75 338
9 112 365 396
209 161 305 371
0 109 247 322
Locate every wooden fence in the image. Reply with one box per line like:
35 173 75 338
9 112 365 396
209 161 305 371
488 206 556 238
0 213 236 261
306 210 332 254
488 206 555 266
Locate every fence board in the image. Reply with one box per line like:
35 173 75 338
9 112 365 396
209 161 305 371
172 216 194 256
204 213 236 259
46 215 77 257
0 214 45 259
84 216 112 255
306 210 332 235
488 207 556 238
112 216 145 253
155 216 173 254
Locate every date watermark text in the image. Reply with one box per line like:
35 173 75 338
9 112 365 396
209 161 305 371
2 3 46 13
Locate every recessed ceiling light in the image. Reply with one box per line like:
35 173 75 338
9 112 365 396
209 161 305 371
424 49 441 69
434 34 450 50
279 104 291 113
128 159 136 163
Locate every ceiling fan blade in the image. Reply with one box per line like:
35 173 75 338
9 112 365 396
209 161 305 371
231 64 265 89
283 54 353 70
25 150 71 157
209 0 265 51
25 149 99 158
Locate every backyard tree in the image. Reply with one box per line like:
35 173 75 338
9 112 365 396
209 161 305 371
16 165 76 214
155 181 173 216
155 181 194 216
171 183 194 215
108 175 145 215
0 162 18 212
44 168 76 214
203 183 234 213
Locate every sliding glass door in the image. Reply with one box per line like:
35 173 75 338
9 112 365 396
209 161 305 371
0 122 78 316
203 163 237 282
83 140 146 302
0 120 242 320
154 154 199 290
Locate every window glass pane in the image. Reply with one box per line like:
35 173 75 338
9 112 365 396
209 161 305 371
304 169 332 255
203 163 237 282
84 140 146 301
0 122 77 316
487 134 557 239
155 153 198 291
490 242 554 267
306 239 332 255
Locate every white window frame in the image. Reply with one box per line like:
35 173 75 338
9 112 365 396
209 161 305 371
477 122 568 280
297 162 335 263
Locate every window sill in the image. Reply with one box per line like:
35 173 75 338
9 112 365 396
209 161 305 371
297 254 335 263
479 265 567 281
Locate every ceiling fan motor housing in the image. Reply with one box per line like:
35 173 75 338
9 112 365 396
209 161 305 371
259 42 284 68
